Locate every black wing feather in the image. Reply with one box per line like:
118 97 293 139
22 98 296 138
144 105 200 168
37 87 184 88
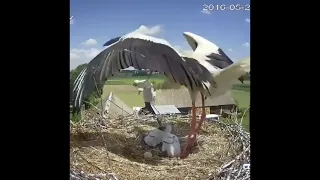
206 48 245 84
206 48 234 69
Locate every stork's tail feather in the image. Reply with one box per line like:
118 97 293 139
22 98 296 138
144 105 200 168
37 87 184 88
234 57 250 73
212 57 250 96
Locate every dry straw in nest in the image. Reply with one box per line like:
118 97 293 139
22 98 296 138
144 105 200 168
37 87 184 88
70 106 250 180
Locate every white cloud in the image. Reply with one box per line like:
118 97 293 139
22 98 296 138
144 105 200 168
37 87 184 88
201 9 212 15
242 42 250 48
70 47 137 70
173 45 194 56
134 25 163 36
70 52 80 59
81 39 98 46
228 48 233 52
70 48 102 69
245 18 250 23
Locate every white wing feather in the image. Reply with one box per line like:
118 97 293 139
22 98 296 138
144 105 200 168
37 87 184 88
210 56 250 96
122 32 184 57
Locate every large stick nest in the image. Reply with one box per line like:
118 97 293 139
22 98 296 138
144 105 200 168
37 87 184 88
70 108 250 180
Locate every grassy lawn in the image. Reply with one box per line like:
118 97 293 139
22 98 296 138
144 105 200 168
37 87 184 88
102 85 145 108
231 80 250 131
103 77 250 131
231 89 250 131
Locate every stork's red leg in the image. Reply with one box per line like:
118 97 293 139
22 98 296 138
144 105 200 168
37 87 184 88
180 102 197 159
196 94 206 133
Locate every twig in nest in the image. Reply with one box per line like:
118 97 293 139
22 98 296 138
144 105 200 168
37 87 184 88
109 173 119 180
225 141 232 156
75 151 119 180
76 151 108 173
107 98 132 115
92 76 112 168
219 145 250 172
70 120 76 127
84 100 107 119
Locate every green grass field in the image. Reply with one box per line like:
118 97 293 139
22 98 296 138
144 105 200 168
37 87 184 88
103 76 250 131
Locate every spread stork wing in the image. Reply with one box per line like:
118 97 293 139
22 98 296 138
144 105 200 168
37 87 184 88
71 32 214 113
182 32 246 83
183 32 234 69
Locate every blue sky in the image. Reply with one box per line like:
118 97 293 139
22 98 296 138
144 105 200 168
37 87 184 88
70 0 250 70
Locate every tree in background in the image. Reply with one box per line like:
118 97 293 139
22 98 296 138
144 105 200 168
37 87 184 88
70 63 88 82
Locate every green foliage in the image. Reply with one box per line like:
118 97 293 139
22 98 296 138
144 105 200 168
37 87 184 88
70 63 88 83
237 107 250 131
70 111 82 123
83 93 100 109
70 104 81 122
151 80 157 87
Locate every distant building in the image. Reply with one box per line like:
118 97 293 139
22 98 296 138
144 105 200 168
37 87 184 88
154 88 237 115
114 69 160 76
115 69 139 76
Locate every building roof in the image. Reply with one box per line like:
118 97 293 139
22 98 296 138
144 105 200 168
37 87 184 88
155 88 236 108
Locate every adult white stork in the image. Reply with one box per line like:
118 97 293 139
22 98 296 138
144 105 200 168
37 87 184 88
177 32 250 158
71 29 249 159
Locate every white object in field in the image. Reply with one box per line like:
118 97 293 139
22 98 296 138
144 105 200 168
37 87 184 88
161 134 181 157
143 151 153 159
205 114 220 121
134 80 155 103
243 164 250 170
